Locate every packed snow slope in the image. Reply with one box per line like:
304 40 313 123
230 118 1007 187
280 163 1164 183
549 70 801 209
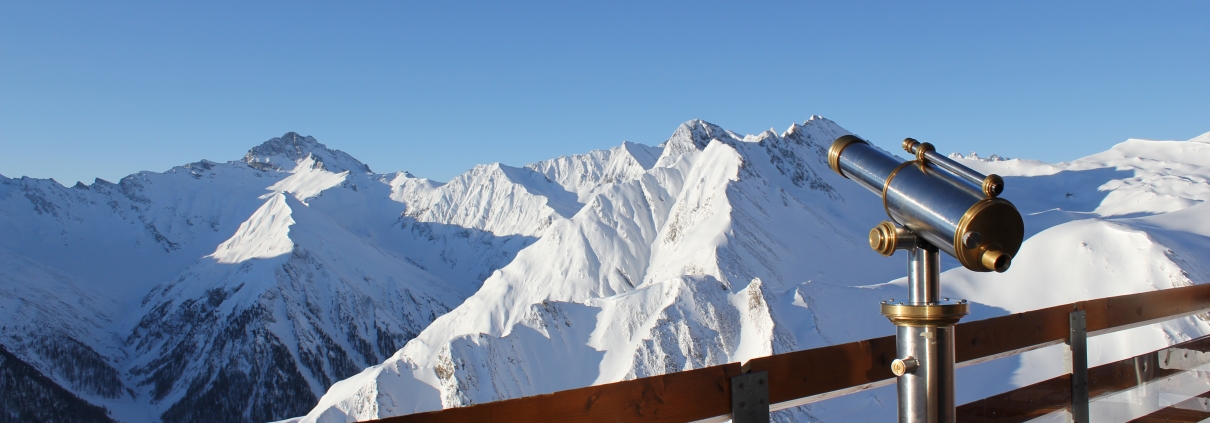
295 124 1210 423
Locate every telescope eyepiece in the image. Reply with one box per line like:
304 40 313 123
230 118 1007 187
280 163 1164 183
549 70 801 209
981 249 1011 273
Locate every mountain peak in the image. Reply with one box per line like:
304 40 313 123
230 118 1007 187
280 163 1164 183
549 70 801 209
243 132 372 174
667 120 733 149
1192 130 1210 143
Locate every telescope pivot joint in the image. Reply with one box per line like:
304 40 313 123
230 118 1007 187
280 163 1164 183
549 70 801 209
869 221 917 256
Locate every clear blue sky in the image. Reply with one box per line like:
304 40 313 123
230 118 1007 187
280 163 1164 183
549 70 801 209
2 1 1207 185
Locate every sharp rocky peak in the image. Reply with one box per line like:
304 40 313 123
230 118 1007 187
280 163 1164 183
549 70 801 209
662 119 736 151
243 132 372 174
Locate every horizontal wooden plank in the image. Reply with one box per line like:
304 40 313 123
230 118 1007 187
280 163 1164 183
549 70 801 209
1086 284 1210 336
742 335 897 410
373 363 743 423
957 283 1210 366
954 303 1074 365
957 334 1210 422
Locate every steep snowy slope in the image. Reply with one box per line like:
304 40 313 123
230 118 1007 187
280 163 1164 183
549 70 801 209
299 116 912 421
0 246 126 422
0 150 298 422
301 126 1210 423
401 163 581 238
524 141 662 202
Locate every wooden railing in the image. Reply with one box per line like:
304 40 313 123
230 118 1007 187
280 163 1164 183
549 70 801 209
371 283 1210 422
958 334 1210 422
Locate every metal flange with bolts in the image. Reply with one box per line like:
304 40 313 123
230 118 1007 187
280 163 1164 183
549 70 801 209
829 135 1024 423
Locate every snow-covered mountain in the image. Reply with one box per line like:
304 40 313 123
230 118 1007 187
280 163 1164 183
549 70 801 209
294 121 1210 423
2 121 1209 423
0 133 524 422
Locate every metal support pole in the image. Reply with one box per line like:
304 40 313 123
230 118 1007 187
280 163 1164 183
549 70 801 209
899 246 940 422
896 324 937 422
885 243 963 423
1067 310 1089 423
907 247 941 305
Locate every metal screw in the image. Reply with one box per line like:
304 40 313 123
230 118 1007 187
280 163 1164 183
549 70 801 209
891 357 919 376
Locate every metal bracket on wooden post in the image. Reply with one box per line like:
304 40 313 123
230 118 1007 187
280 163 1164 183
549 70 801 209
731 371 770 423
1067 310 1089 423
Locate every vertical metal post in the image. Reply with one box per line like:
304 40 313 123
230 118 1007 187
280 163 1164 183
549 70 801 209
731 371 770 423
892 244 959 423
1067 310 1088 423
884 241 966 423
907 247 940 305
936 323 957 423
899 246 939 423
896 324 934 422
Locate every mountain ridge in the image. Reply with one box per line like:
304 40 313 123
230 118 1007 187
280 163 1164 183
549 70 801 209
2 119 1209 423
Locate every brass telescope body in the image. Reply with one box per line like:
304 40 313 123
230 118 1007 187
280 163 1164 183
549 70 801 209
829 135 1025 423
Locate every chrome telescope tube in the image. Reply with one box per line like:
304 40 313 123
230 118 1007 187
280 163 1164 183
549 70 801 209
828 135 1024 273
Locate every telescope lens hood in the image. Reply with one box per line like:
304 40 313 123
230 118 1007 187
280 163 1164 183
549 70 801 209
828 135 868 178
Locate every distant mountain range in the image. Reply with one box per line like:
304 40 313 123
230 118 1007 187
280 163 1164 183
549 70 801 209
2 120 1208 422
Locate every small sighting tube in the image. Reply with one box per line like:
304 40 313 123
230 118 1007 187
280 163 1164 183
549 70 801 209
903 138 1004 197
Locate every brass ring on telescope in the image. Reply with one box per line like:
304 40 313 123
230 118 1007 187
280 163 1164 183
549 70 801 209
914 142 935 163
982 174 1004 198
881 302 969 327
881 161 916 224
828 135 868 178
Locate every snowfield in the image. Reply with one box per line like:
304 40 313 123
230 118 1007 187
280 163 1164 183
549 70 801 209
1 119 1208 423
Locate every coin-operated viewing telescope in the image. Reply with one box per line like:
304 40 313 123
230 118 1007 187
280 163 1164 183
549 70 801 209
829 135 1025 423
